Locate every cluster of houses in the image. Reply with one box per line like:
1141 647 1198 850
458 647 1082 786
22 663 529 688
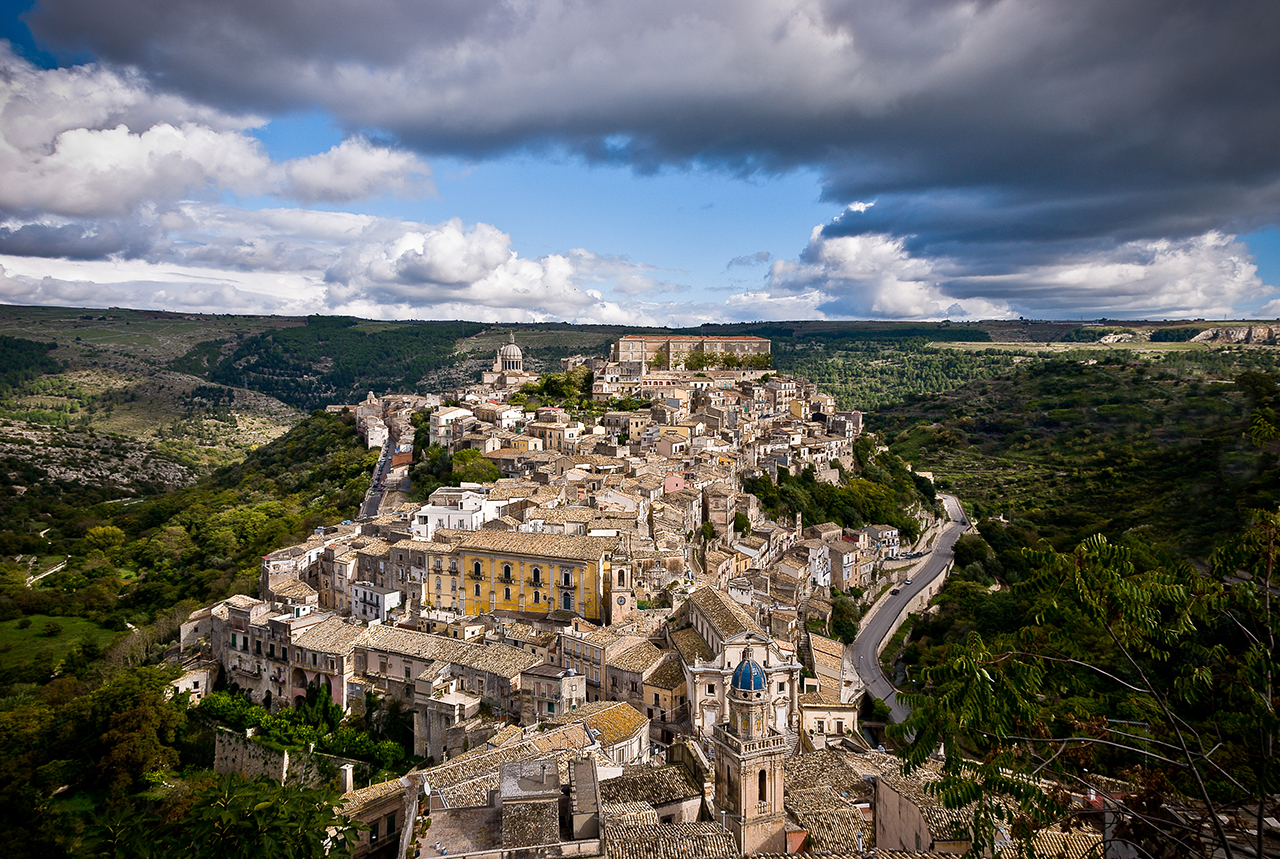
171 333 1098 858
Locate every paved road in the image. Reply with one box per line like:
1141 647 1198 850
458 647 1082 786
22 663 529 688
359 444 393 518
851 493 967 723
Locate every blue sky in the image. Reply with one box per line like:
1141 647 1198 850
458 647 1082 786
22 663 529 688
2 0 1279 324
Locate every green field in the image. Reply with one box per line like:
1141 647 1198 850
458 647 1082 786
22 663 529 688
0 614 124 675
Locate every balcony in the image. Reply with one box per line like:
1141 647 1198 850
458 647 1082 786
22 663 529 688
468 571 486 581
526 578 545 588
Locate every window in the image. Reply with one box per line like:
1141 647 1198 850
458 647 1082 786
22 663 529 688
816 719 825 733
503 563 512 579
618 570 625 586
230 632 237 649
835 720 844 734
504 586 511 601
386 812 396 837
563 570 572 586
405 666 411 680
778 682 786 693
254 640 261 655
611 676 618 688
473 561 482 576
653 693 659 706
533 591 540 604
474 583 481 597
370 821 378 844
436 577 442 590
758 770 768 802
269 644 275 657
281 648 287 661
562 592 572 611
707 684 715 695
532 566 541 584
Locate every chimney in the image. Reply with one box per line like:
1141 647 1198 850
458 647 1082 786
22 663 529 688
340 763 355 794
541 764 548 784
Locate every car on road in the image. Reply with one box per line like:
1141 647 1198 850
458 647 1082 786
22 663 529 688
890 588 900 595
904 578 913 585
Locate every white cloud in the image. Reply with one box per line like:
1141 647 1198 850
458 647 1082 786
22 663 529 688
0 45 433 217
726 225 1271 321
0 206 660 324
282 137 433 203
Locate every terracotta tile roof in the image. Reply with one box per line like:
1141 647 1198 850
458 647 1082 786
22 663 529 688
501 798 560 848
686 586 763 640
340 776 408 815
273 579 316 599
609 640 665 674
599 764 700 806
600 802 660 826
543 700 648 748
358 624 540 679
670 627 713 664
458 529 619 562
784 786 873 852
603 821 736 859
996 828 1102 859
487 724 524 748
645 657 685 690
784 750 874 800
292 616 365 655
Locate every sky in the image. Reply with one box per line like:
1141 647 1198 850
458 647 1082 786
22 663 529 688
2 0 1280 326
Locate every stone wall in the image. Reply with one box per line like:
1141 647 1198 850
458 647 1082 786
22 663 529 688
213 727 360 789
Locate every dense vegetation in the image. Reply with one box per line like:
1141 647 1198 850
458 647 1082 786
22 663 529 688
875 350 1280 556
744 437 937 543
0 411 375 684
173 316 483 409
0 335 61 395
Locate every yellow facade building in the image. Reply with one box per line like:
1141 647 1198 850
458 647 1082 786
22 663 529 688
456 530 624 624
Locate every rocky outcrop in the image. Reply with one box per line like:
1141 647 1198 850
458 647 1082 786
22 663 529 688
1191 326 1279 345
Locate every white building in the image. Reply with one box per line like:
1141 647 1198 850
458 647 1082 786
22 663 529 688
352 581 402 622
411 484 508 539
428 406 474 449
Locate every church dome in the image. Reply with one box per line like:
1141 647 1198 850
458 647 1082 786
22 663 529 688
731 656 767 692
498 333 522 360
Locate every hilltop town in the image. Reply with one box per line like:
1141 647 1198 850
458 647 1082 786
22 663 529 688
177 332 1099 859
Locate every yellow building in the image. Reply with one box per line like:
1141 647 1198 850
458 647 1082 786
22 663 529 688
457 530 622 624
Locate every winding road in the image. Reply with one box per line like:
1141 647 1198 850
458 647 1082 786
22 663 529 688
851 493 968 723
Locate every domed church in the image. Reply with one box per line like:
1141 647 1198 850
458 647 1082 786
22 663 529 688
481 332 539 389
712 647 788 853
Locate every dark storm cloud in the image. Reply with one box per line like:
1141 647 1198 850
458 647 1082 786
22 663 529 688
0 220 158 260
25 0 1280 257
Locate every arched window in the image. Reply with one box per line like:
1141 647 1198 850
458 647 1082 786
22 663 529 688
473 561 482 576
533 591 540 604
504 587 511 601
532 566 541 584
617 570 625 586
758 770 767 802
436 577 441 589
563 592 572 611
474 583 481 597
503 564 512 579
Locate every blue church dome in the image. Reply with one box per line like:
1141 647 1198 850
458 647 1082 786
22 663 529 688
731 656 767 692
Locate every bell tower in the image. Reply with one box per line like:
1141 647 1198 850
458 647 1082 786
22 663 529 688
712 647 787 854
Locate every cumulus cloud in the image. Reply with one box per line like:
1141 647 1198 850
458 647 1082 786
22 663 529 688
282 137 433 203
0 45 433 219
725 225 1273 321
0 205 668 324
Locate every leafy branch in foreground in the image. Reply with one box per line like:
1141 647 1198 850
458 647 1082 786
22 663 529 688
893 511 1280 859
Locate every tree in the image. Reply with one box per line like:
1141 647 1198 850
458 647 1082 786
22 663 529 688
893 512 1280 859
83 774 362 859
451 449 499 484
